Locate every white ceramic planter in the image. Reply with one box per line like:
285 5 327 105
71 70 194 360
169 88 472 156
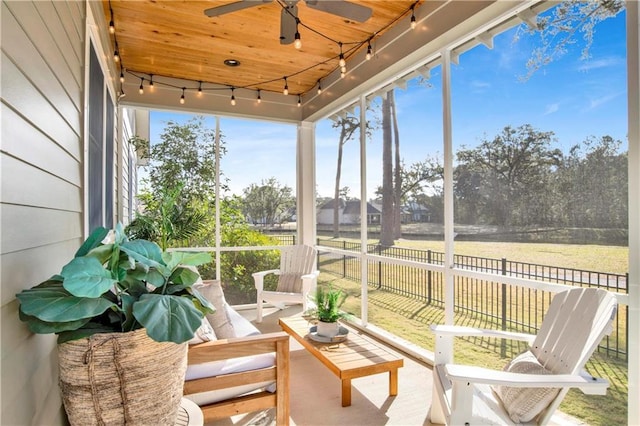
316 320 340 337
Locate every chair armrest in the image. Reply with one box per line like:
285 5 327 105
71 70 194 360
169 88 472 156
431 325 535 344
187 331 290 364
444 364 609 395
301 270 319 281
253 269 280 291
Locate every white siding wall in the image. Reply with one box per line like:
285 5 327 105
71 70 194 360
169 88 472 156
1 0 85 424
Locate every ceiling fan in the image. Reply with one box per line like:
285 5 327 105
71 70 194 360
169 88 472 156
204 0 373 45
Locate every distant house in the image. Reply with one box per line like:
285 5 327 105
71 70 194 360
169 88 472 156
317 199 381 225
406 201 430 222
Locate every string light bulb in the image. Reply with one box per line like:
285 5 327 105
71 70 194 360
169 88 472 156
294 19 302 50
230 88 236 106
114 47 120 62
410 5 417 30
180 88 185 104
341 66 347 73
119 70 125 83
338 42 346 68
109 19 115 34
257 90 262 104
317 80 322 95
366 41 372 60
198 81 203 96
283 77 289 96
149 75 154 91
297 95 301 107
341 70 346 78
138 78 144 94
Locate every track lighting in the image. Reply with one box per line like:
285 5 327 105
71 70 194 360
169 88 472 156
180 88 185 104
283 77 289 95
138 78 144 94
230 88 236 106
257 90 262 103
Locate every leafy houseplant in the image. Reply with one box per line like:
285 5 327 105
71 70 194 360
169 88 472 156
16 223 214 343
15 223 214 425
306 285 352 337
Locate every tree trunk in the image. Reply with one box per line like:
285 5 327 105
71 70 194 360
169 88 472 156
333 127 347 237
390 90 402 239
380 92 395 246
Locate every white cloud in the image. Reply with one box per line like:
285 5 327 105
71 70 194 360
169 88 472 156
543 103 559 115
577 56 624 72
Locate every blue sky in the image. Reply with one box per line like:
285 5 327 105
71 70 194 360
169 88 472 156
149 7 627 199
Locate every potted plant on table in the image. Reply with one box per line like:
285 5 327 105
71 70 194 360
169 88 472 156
15 223 214 425
306 284 352 338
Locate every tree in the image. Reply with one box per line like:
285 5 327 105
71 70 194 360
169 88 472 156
146 116 226 204
331 115 360 237
380 92 395 246
517 0 624 80
242 177 294 227
456 124 562 226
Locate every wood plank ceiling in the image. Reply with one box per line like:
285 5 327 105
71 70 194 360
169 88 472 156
104 0 421 97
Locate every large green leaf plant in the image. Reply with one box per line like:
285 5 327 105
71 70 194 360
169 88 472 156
16 223 214 344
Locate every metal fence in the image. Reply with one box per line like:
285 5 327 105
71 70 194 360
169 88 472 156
316 240 628 360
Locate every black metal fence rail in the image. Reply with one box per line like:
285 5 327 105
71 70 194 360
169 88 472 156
316 240 628 359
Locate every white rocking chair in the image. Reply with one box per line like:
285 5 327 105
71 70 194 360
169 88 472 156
253 245 319 323
430 287 617 425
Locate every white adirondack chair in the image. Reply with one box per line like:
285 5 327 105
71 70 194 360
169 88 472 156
253 245 319 323
430 287 617 425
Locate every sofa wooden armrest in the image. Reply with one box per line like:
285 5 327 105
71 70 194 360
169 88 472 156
184 331 290 425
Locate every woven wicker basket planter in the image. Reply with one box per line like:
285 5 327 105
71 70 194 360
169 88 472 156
58 328 188 426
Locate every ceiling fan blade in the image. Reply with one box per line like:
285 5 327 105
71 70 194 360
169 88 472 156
280 4 298 45
305 0 372 23
204 0 271 18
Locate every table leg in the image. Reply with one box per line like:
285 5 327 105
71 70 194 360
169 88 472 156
389 368 398 396
341 378 352 407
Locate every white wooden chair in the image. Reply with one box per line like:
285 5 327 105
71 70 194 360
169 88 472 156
253 245 319 323
430 287 617 425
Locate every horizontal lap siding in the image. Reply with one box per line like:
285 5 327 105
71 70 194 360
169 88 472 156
1 1 85 425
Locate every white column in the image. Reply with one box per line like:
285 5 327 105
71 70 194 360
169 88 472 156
359 95 369 325
442 49 455 327
297 121 317 247
626 1 639 424
215 117 221 281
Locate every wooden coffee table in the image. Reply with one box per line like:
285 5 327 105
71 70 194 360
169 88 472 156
279 316 403 407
